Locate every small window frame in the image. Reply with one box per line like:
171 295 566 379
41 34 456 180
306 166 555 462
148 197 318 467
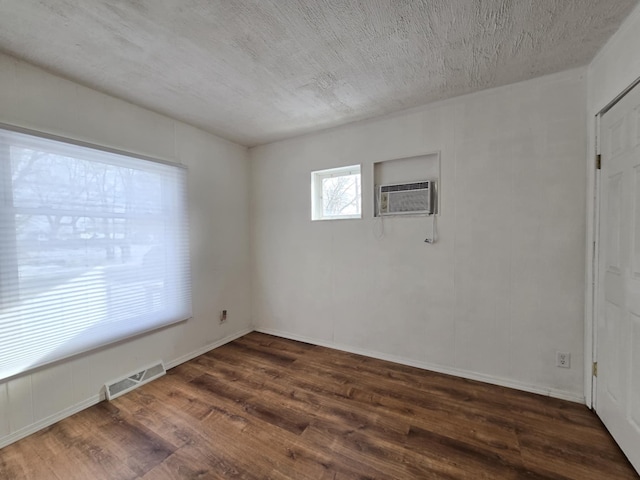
311 164 362 221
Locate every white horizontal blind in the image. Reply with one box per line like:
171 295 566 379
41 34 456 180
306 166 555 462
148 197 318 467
0 127 192 381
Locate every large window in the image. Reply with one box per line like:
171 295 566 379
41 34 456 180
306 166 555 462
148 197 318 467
0 126 192 381
311 164 362 220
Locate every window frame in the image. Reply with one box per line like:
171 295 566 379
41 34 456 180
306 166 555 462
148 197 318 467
311 164 362 221
0 122 192 381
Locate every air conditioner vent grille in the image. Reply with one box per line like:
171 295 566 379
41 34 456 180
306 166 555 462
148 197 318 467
380 181 431 193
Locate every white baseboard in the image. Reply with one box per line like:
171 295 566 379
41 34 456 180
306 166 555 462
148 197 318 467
0 327 253 450
0 394 101 450
254 327 585 404
165 327 253 369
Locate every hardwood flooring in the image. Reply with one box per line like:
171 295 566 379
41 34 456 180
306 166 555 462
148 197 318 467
0 332 637 479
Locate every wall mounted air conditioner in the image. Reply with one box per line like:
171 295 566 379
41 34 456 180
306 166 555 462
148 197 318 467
378 180 436 216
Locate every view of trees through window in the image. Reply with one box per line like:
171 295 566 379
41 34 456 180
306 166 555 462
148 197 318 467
8 147 166 302
321 173 361 217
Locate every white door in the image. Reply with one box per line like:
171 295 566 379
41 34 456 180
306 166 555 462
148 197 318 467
597 81 640 473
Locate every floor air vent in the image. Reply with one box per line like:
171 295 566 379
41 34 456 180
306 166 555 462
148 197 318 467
105 361 166 400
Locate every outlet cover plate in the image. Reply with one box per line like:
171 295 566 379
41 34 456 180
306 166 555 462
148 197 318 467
556 352 571 368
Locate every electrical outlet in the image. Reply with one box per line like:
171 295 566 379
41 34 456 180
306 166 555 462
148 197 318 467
219 309 227 324
556 352 571 368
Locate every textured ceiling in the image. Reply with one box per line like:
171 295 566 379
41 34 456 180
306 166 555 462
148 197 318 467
0 0 637 146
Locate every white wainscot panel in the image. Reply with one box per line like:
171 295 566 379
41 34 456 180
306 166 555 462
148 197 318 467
7 375 33 433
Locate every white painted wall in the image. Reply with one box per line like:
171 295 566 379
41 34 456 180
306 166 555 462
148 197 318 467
588 3 640 115
0 53 252 447
584 3 640 406
251 68 587 402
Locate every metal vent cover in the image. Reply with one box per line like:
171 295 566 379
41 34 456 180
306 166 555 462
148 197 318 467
104 361 165 400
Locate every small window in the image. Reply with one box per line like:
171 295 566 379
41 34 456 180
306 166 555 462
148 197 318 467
311 165 362 220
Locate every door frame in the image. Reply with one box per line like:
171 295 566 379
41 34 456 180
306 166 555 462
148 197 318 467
588 76 640 409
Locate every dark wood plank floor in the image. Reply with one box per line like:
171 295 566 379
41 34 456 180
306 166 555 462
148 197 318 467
1 332 638 479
